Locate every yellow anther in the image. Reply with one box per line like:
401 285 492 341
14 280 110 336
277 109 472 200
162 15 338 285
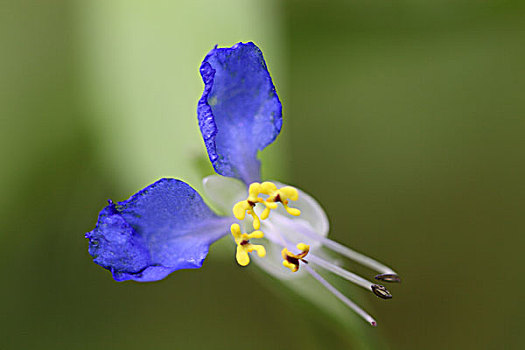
296 243 309 252
281 243 310 272
260 182 301 217
232 182 264 230
247 182 262 202
282 260 298 272
259 201 278 220
232 182 300 230
260 181 278 194
283 205 301 216
232 201 250 220
230 224 266 267
279 186 299 201
233 201 261 229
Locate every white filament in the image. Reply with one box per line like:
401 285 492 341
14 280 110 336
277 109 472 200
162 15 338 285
304 265 377 327
292 219 397 275
308 254 374 291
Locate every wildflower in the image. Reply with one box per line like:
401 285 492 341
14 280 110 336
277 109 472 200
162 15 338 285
85 42 400 326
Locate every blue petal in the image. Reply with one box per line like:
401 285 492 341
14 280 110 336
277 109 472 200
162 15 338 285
85 178 229 282
197 42 283 184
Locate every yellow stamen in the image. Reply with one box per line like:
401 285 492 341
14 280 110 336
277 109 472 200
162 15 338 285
230 224 266 266
282 260 298 272
282 203 301 216
260 201 278 220
232 183 264 229
281 243 310 272
260 182 301 217
232 182 301 229
297 243 309 252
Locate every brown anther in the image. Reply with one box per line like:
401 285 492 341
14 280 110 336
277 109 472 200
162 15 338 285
285 255 299 266
371 284 392 299
375 273 401 283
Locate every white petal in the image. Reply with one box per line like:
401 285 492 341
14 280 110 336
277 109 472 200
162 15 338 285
202 175 247 215
252 216 305 280
273 181 329 237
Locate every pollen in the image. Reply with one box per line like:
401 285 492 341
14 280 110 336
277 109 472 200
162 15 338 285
230 223 266 266
281 243 310 272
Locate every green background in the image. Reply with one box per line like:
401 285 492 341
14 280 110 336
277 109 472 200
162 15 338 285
1 1 524 349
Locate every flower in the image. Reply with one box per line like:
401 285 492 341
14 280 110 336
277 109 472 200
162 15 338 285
85 42 400 326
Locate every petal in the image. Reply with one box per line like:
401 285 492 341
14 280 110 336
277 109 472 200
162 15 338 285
85 178 229 282
273 181 329 237
202 174 246 214
197 42 282 184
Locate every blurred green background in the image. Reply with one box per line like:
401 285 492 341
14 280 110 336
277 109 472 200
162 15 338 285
1 0 524 349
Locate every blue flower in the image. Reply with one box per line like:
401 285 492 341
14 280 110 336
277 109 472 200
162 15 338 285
85 42 400 326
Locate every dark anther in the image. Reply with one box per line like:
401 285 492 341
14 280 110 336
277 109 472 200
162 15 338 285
240 240 250 246
375 273 401 283
247 200 256 207
274 194 282 203
285 255 299 266
371 284 392 299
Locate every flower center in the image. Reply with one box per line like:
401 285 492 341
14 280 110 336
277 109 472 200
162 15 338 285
222 179 401 326
229 181 303 267
232 181 300 231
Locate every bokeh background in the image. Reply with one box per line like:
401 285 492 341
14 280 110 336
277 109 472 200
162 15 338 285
1 0 524 349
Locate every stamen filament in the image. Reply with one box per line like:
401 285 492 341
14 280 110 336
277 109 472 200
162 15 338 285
304 264 377 327
308 254 375 291
295 221 398 277
262 220 288 248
